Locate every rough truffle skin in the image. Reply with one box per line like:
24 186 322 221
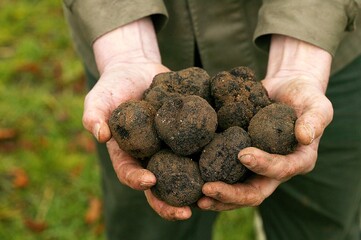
147 150 204 207
155 95 218 156
210 68 271 130
143 67 211 110
248 103 298 155
229 66 256 81
217 101 253 130
108 100 161 159
199 126 252 184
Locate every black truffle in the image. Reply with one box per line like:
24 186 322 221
248 103 298 155
147 150 204 207
143 67 211 110
109 100 161 159
199 126 252 184
155 95 218 156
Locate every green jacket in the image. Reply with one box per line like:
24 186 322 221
63 0 361 78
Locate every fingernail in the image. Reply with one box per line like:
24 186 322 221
239 154 255 167
303 124 315 144
140 181 154 188
93 123 100 142
178 210 190 219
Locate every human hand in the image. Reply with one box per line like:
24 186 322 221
82 17 193 220
198 35 334 211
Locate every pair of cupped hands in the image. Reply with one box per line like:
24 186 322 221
82 19 333 220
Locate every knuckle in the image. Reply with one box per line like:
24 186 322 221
241 186 265 207
247 192 264 207
303 156 317 174
82 115 91 130
276 162 295 181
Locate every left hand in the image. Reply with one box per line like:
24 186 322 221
197 35 333 211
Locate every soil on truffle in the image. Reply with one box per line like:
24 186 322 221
210 68 271 130
217 101 254 130
248 103 298 155
147 150 204 207
155 95 218 156
108 100 161 159
143 67 211 110
229 66 256 81
199 126 252 184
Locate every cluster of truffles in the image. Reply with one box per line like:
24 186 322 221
109 67 298 207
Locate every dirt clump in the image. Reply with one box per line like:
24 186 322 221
147 150 204 207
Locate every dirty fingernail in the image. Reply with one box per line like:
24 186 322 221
301 123 314 144
93 123 101 142
140 180 154 188
239 154 255 166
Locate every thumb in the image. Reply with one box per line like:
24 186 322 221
295 96 333 145
82 89 112 143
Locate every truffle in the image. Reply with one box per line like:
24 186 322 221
155 95 218 156
248 103 298 155
143 67 211 110
199 126 252 184
147 150 204 207
109 100 161 159
210 68 271 130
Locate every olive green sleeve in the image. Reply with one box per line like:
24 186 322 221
254 0 360 56
63 0 168 78
63 0 168 45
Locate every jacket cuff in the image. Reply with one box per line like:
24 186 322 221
64 0 168 45
254 0 359 56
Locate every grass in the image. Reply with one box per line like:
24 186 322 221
0 1 255 239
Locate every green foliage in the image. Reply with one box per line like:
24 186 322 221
0 1 255 239
0 1 102 239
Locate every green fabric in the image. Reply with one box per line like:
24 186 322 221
259 55 361 240
64 0 361 78
254 0 359 56
64 0 167 45
63 0 168 78
158 0 269 77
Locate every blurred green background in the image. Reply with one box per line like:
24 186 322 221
0 1 255 239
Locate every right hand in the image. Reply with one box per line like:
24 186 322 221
82 17 193 221
83 61 192 221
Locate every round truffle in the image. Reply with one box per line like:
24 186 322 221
155 95 217 156
211 70 271 110
143 67 211 110
147 150 204 207
248 103 298 155
199 126 252 184
109 100 161 159
217 101 254 130
210 71 243 110
229 66 256 81
210 69 271 130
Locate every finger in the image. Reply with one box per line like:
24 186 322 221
107 139 156 190
83 87 112 143
197 197 239 211
239 143 318 181
144 190 192 220
295 95 333 145
200 176 280 209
